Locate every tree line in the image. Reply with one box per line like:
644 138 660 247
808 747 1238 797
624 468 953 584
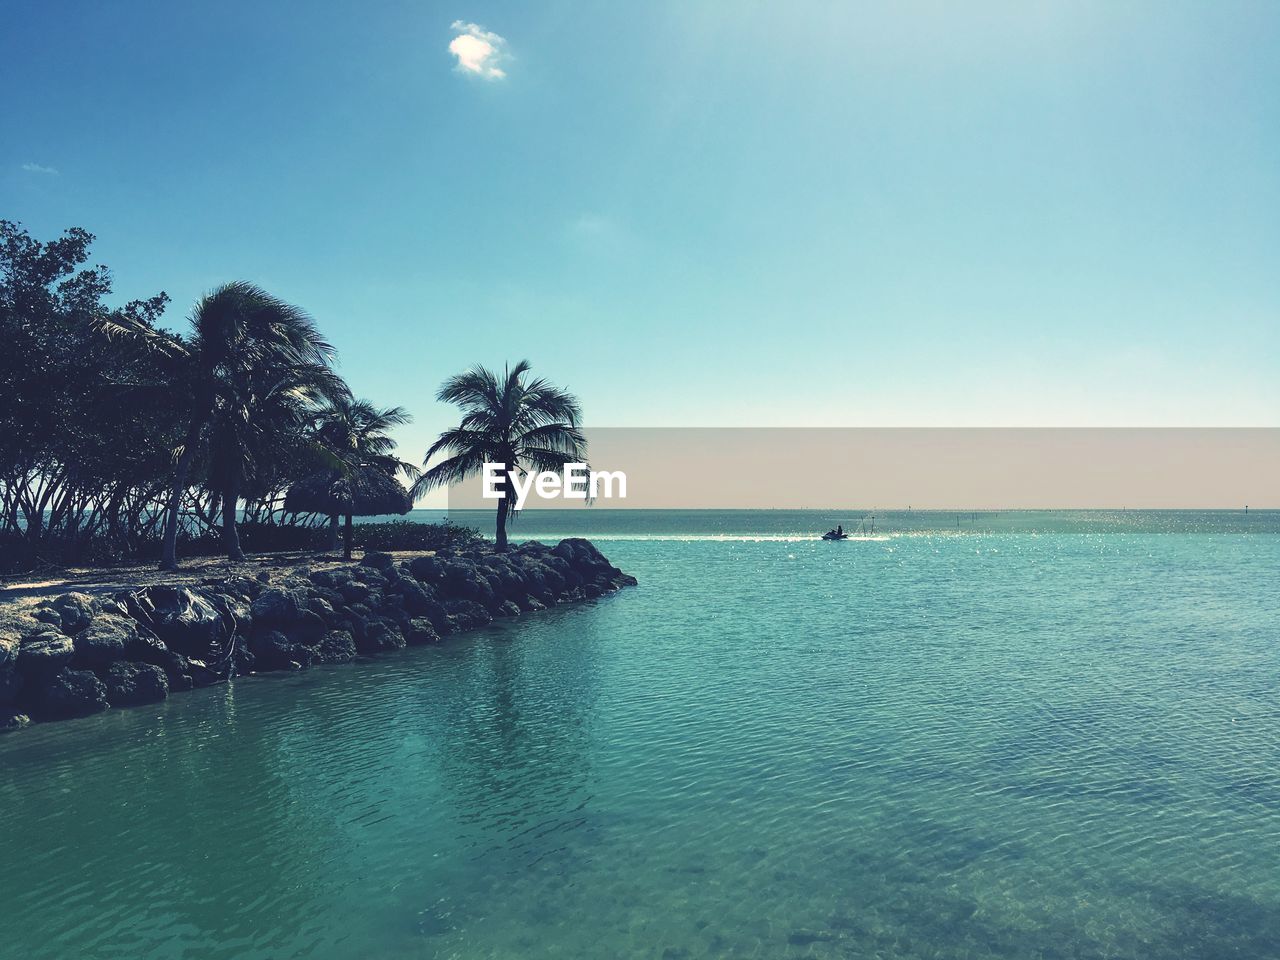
0 221 588 572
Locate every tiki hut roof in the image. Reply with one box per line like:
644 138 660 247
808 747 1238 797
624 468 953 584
284 468 413 517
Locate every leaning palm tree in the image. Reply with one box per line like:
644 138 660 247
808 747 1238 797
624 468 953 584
105 282 338 570
206 357 348 561
301 396 418 557
412 361 586 550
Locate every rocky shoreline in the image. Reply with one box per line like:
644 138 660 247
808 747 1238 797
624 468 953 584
0 538 635 731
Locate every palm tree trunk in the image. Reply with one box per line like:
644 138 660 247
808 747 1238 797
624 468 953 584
222 476 245 561
160 416 205 571
343 513 354 561
328 514 340 552
495 497 509 551
495 461 511 551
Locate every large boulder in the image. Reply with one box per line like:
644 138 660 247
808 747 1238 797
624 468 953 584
0 669 22 707
100 661 169 707
389 574 437 616
17 630 76 677
306 596 338 623
403 618 440 645
356 620 405 655
32 607 64 628
125 586 226 658
0 630 19 674
72 614 138 668
1 611 49 644
406 555 443 584
284 609 328 647
37 668 109 719
338 580 373 605
443 598 493 632
250 587 305 628
361 551 396 571
314 630 357 664
434 559 496 608
249 630 313 671
46 592 98 634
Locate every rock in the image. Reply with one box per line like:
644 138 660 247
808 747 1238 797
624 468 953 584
315 630 357 664
438 560 494 606
403 618 440 645
100 661 169 707
0 712 30 733
356 620 405 655
554 537 615 573
32 606 64 627
0 630 19 673
361 551 395 571
308 567 353 590
0 611 50 645
353 563 388 585
407 555 443 584
250 587 304 627
219 575 263 600
210 593 252 630
285 609 328 647
306 597 337 622
0 632 20 701
125 586 226 658
250 630 313 671
124 625 191 682
391 575 437 616
0 537 634 726
48 592 98 634
338 580 372 604
443 599 493 632
0 669 22 706
37 668 109 719
72 614 138 668
17 631 76 676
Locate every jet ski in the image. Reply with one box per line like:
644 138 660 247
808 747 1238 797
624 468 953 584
822 530 849 540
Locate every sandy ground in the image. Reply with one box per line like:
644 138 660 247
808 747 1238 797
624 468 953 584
0 549 435 608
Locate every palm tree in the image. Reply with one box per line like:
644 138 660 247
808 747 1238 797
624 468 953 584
412 361 586 551
107 282 338 570
310 396 417 556
206 356 347 561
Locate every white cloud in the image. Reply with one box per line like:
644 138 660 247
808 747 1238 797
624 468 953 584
21 162 58 175
449 21 508 79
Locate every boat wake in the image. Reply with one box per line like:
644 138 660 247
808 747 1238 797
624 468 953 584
519 534 894 543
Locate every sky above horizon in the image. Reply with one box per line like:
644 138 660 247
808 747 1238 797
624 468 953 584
2 1 1278 465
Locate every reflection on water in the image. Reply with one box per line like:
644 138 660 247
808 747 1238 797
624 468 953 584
2 526 1279 958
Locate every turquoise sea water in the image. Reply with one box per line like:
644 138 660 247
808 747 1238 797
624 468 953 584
1 511 1278 959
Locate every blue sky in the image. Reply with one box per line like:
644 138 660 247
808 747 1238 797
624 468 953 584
3 1 1277 464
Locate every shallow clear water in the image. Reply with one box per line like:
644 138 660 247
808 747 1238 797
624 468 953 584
2 514 1279 959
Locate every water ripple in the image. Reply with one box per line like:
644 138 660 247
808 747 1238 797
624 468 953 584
2 532 1278 958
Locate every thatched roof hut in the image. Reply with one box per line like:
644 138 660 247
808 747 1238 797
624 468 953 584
285 468 412 559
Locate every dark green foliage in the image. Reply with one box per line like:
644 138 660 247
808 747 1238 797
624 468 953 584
0 221 434 574
352 520 485 553
413 360 587 549
1 220 179 561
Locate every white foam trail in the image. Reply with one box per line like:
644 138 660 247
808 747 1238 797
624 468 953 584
515 534 894 543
